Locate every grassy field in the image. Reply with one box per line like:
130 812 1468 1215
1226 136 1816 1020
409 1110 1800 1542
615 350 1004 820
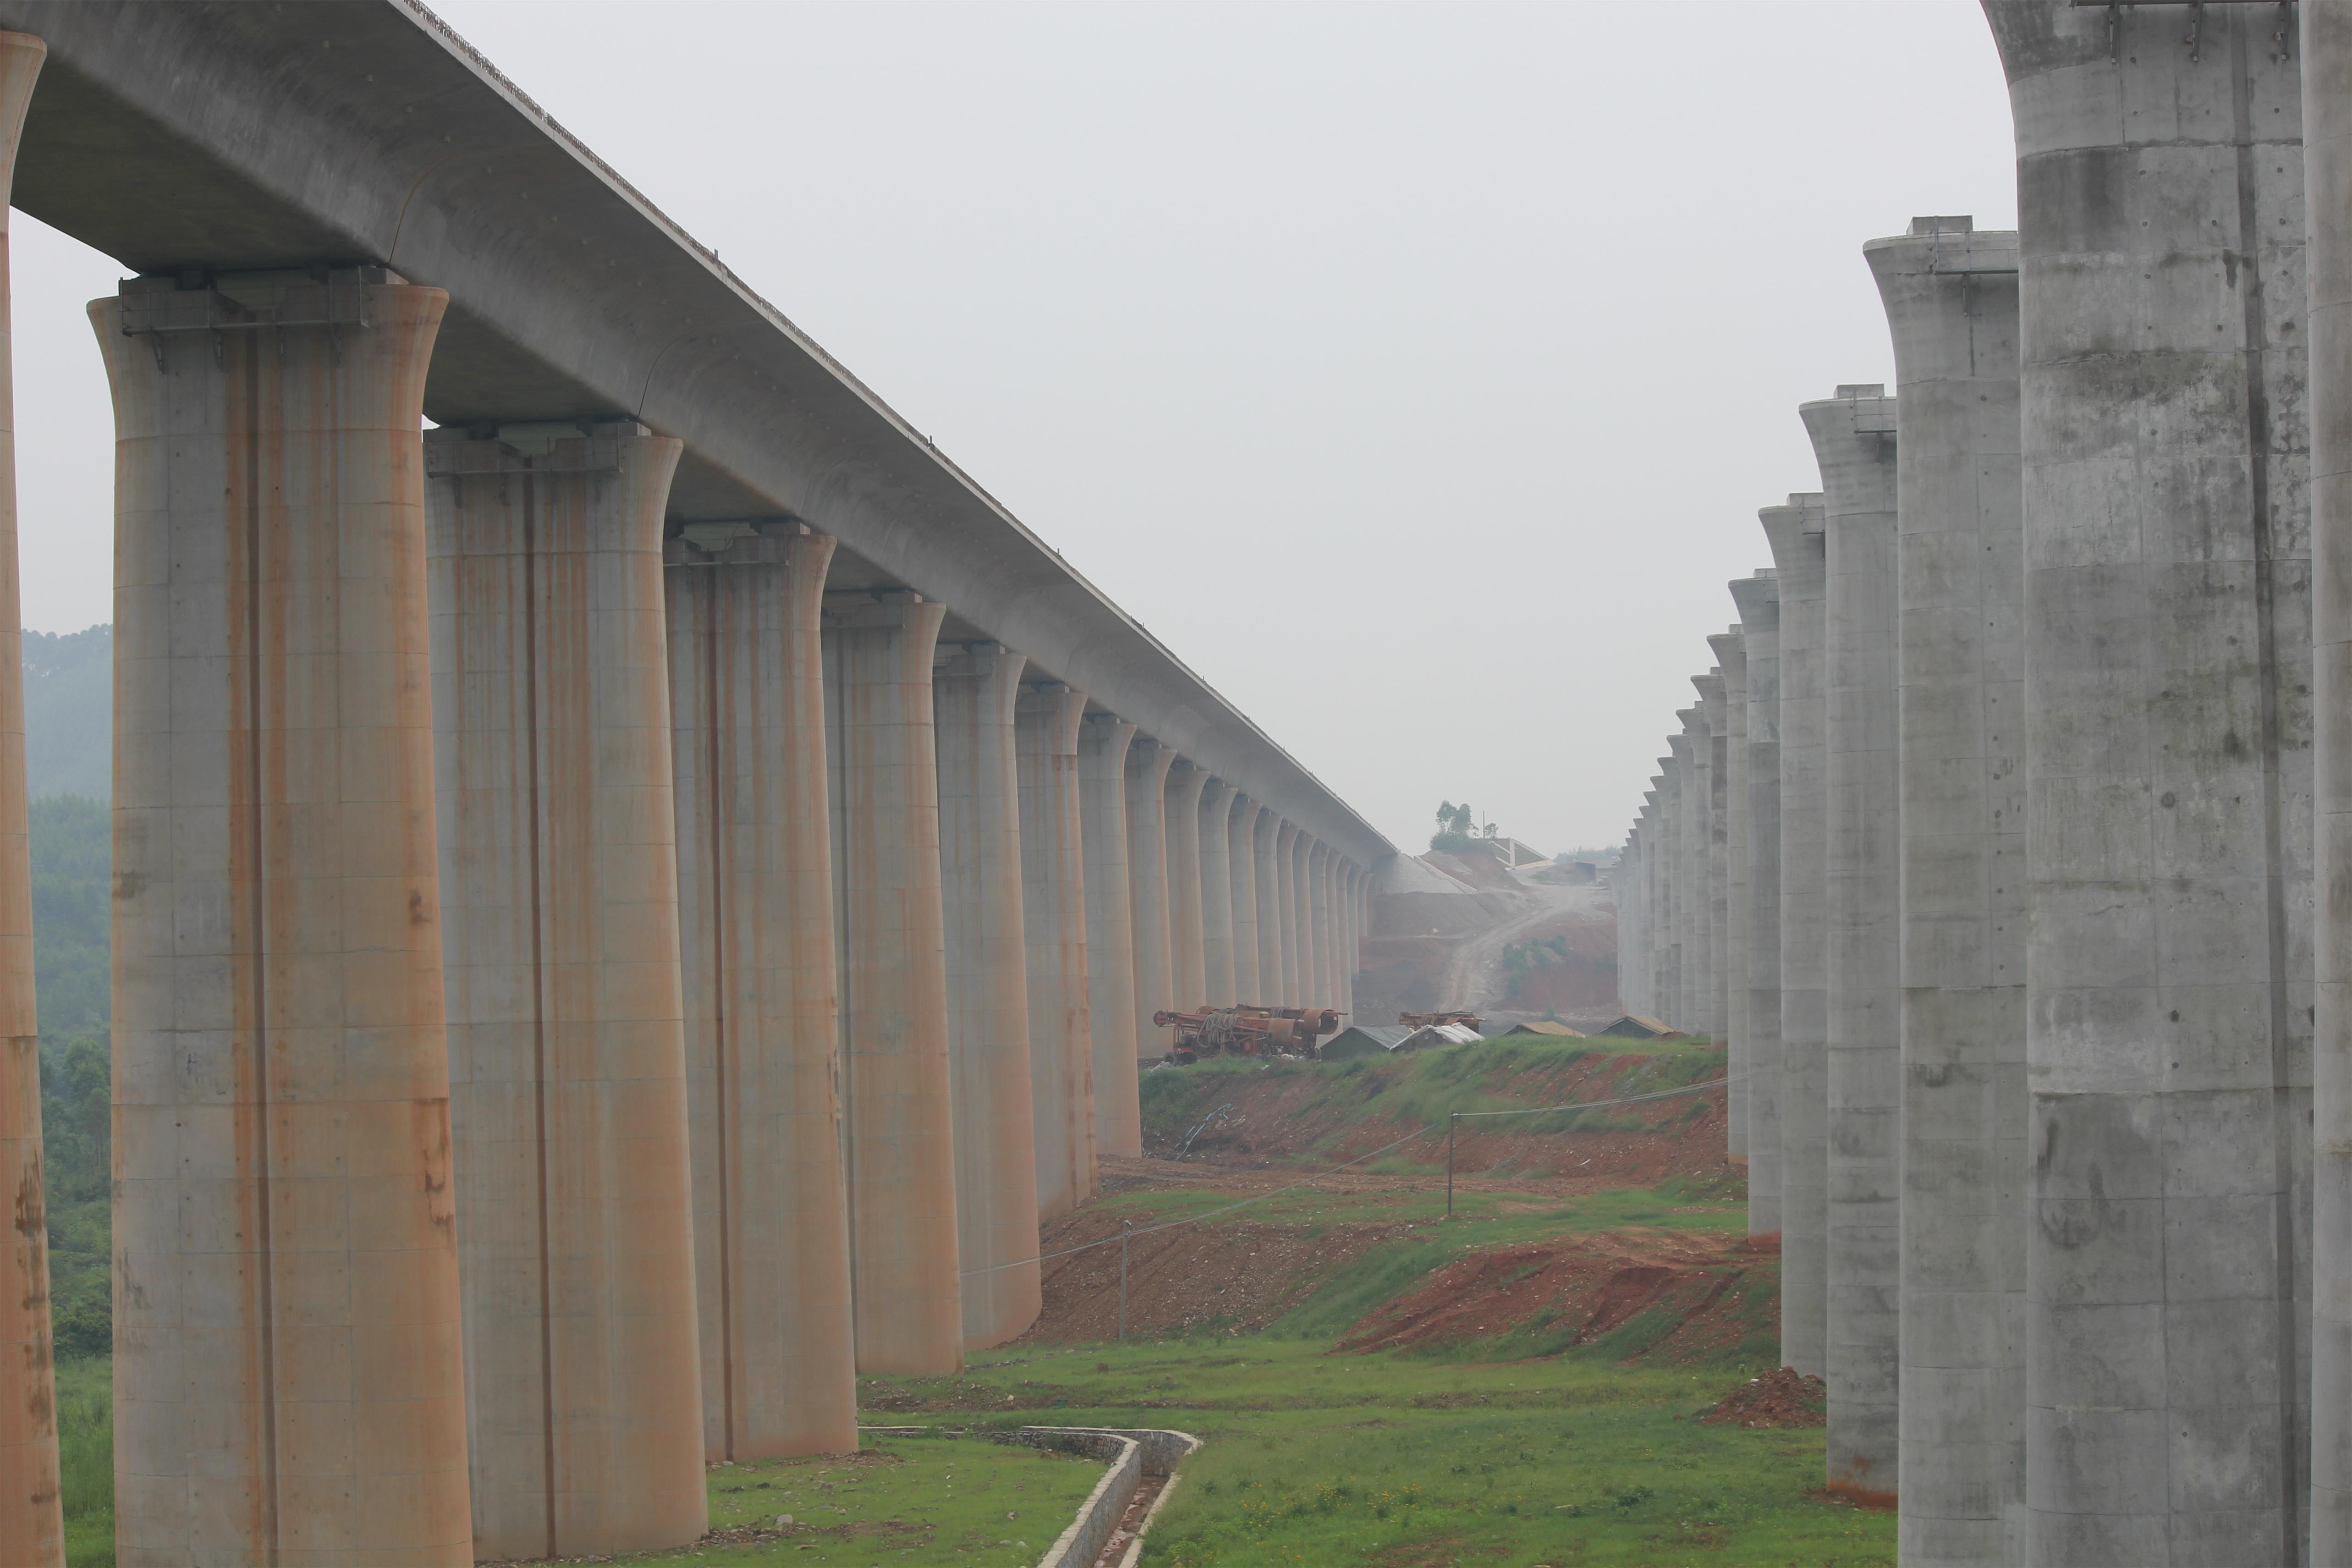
865 1335 1889 1568
57 1355 110 1567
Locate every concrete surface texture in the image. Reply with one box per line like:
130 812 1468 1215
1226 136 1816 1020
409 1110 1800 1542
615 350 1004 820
1987 3 2316 1561
1017 682 1096 1226
99 276 475 1564
1229 798 1264 1001
934 643 1044 1351
1199 781 1237 1005
1805 385 1902 1504
1308 840 1335 1007
1078 714 1143 1157
1125 741 1177 1054
2314 6 2352 1553
427 424 708 1557
1732 572 1784 1240
1679 712 1715 1039
1275 820 1302 1006
0 31 53 1567
1867 215 2026 1567
1698 672 1731 1045
1661 756 1685 1029
1665 739 1692 1031
665 526 857 1462
1764 493 1830 1380
1714 634 1750 1160
1291 831 1317 1006
1164 762 1211 1010
1253 811 1285 1007
824 591 963 1376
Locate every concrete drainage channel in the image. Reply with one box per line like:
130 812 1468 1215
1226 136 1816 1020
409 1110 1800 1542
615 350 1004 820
860 1425 1201 1567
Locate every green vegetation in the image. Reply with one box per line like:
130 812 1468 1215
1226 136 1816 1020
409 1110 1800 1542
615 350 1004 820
1140 1039 1730 1163
24 626 110 800
1430 800 1477 853
1500 932 1570 999
544 1433 1108 1565
32 792 108 1050
57 1355 110 1566
862 1334 1886 1567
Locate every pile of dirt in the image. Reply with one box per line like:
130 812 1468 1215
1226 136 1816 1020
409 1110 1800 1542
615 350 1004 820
1015 1205 1416 1344
1701 1364 1827 1429
1336 1230 1777 1364
1143 1047 1734 1188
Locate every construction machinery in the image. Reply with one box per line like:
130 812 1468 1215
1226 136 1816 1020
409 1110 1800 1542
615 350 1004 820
1153 1005 1342 1065
1399 1009 1484 1032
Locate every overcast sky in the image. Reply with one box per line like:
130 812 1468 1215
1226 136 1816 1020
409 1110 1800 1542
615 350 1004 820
11 0 2017 856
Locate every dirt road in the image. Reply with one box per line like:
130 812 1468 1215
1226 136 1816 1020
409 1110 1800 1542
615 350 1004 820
1438 875 1616 1013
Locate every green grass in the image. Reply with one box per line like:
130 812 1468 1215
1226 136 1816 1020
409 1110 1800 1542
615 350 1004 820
1139 1041 1731 1161
554 1432 1110 1566
859 1339 1886 1568
57 1355 110 1567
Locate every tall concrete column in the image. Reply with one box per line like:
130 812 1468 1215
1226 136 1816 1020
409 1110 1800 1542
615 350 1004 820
1806 385 1901 1503
823 589 961 1375
1654 763 1679 1026
99 271 474 1564
1306 841 1333 1006
1164 762 1210 1009
1986 7 2313 1560
1696 678 1730 1043
1199 780 1236 1003
1230 797 1264 1001
1764 493 1830 1377
427 423 706 1556
934 643 1042 1351
1733 572 1784 1238
1255 814 1284 1005
1643 789 1667 1018
2314 11 2352 1552
1291 832 1318 1004
0 34 54 1567
1867 215 2026 1567
1017 682 1094 1224
1621 828 1646 1017
1674 738 1693 1029
1275 820 1302 1005
1713 632 1750 1160
1125 740 1177 1053
665 525 856 1463
1079 715 1142 1156
1343 861 1363 1024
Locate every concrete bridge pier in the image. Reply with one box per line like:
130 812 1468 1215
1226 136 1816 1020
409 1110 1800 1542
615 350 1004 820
1199 781 1237 1004
0 31 55 1567
1078 714 1142 1155
2312 8 2352 1549
934 643 1043 1351
1696 674 1730 1044
824 590 962 1375
1984 4 2314 1559
97 272 475 1564
1307 841 1333 1006
1714 633 1750 1160
663 524 857 1461
1867 215 2026 1568
1293 833 1319 1004
1806 386 1902 1504
1733 572 1784 1238
1229 797 1264 1001
1164 761 1210 1009
1253 812 1283 1005
1274 820 1302 1005
1125 740 1177 1052
426 422 708 1557
1017 682 1094 1224
1672 724 1704 1033
1659 756 1684 1029
1764 493 1830 1378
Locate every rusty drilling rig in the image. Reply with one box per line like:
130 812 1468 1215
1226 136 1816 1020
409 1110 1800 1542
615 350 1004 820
1152 1005 1342 1065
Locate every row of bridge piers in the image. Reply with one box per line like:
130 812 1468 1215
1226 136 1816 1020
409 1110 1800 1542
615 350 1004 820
0 29 1374 1568
1617 4 2352 1563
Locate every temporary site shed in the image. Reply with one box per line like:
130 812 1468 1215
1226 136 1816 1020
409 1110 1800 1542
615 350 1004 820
1500 1020 1585 1039
1321 1024 1414 1061
1594 1015 1681 1040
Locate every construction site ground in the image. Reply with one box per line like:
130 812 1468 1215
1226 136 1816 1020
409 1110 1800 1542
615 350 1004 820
857 1039 1896 1568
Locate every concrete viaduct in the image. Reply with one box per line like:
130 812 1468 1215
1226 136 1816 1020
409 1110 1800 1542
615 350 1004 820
1618 2 2352 1563
0 3 1388 1562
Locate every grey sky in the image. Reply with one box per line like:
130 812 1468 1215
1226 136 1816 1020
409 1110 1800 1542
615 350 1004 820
10 0 2015 853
